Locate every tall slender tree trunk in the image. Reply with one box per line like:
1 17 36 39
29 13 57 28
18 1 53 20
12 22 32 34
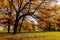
18 23 22 33
13 19 19 34
18 16 24 33
8 19 10 33
8 12 11 33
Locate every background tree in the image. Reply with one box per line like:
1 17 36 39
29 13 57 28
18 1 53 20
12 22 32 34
0 0 60 34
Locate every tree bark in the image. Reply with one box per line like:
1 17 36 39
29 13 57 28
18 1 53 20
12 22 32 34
18 22 22 33
13 11 19 34
13 20 18 34
18 16 25 33
8 19 10 33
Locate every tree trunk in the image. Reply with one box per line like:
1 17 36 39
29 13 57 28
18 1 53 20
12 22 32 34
18 23 22 33
13 20 18 34
8 19 10 33
13 11 19 34
8 12 11 33
18 17 24 33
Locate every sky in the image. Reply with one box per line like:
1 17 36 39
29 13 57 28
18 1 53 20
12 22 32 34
50 0 60 7
25 16 38 25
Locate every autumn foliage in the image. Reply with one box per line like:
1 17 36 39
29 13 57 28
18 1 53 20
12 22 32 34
0 0 60 33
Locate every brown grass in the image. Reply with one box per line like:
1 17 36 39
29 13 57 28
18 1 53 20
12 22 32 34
0 32 60 40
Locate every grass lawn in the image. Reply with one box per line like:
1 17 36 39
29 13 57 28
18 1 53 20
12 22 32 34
0 30 60 40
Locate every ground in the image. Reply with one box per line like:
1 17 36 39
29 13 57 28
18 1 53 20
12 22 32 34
0 31 60 40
